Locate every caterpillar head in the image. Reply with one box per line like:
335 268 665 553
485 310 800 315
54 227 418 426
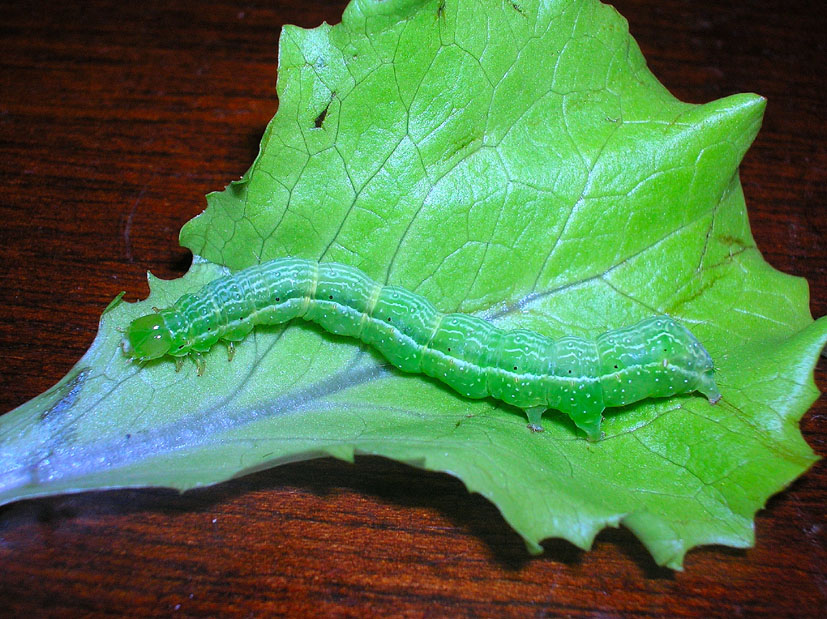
121 314 173 360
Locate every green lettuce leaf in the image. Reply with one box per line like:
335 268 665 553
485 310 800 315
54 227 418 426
1 0 823 569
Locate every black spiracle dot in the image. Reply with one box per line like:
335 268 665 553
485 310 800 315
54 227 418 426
329 295 333 300
513 366 517 371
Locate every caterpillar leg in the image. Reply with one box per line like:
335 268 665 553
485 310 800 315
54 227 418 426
525 406 545 433
191 352 206 376
697 375 722 405
573 413 603 442
226 342 235 362
175 357 185 372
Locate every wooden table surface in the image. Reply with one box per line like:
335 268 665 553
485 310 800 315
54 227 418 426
1 0 824 615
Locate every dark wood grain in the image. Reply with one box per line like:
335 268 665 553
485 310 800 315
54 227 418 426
0 0 824 615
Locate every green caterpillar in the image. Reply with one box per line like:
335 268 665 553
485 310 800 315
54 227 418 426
121 258 721 439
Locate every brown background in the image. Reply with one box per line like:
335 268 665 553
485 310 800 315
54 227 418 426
0 0 824 615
